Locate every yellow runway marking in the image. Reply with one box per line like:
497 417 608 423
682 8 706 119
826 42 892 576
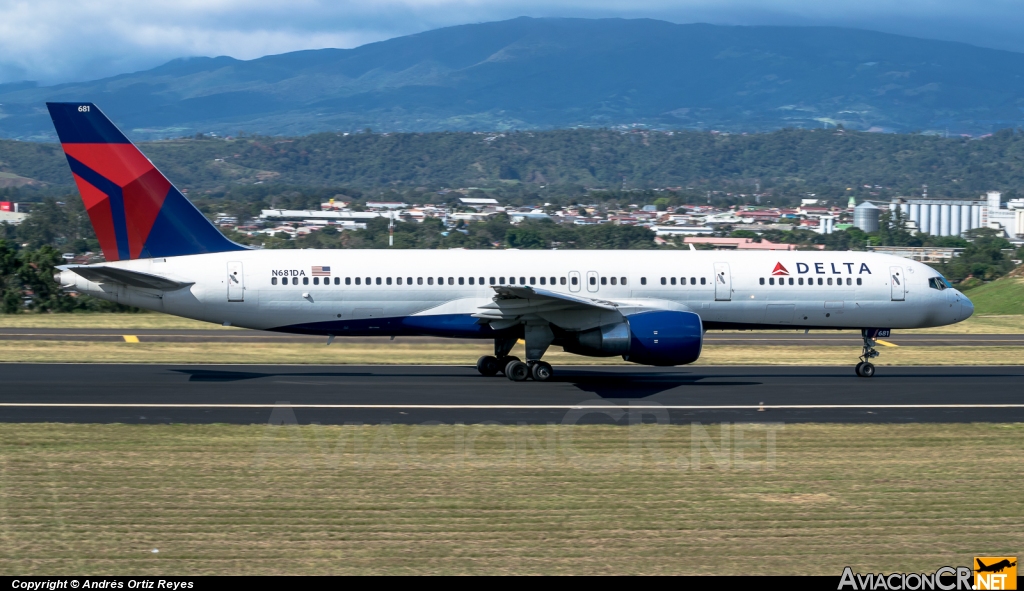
875 339 898 347
122 335 140 343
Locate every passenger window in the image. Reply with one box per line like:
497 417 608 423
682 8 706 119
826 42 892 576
550 277 556 285
857 278 862 286
701 277 706 285
846 278 851 286
530 277 536 285
661 277 666 285
303 277 309 285
670 277 676 285
418 277 423 285
490 277 496 285
346 277 351 285
589 276 596 285
313 277 319 285
469 277 474 285
520 277 526 285
827 278 832 285
641 277 647 285
601 277 607 285
691 277 696 285
789 278 794 285
817 278 823 285
798 278 803 285
355 277 361 285
759 278 765 285
428 277 434 285
334 277 340 285
621 277 627 285
479 277 484 285
610 277 617 285
376 277 382 285
571 277 578 286
769 277 775 285
459 277 464 285
366 277 371 285
448 277 454 285
540 277 546 285
560 277 566 285
271 277 277 285
292 277 298 285
437 277 443 285
407 277 412 285
499 277 505 284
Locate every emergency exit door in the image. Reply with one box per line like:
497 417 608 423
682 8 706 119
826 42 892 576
890 266 905 301
227 261 244 302
714 262 732 301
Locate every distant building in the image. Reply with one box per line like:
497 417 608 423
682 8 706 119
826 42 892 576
867 246 964 263
683 237 824 251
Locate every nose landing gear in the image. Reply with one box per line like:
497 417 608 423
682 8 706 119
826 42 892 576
856 330 880 377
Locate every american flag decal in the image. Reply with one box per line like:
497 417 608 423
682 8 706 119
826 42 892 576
312 266 331 276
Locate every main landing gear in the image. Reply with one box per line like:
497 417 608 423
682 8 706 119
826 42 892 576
476 326 556 382
856 330 880 378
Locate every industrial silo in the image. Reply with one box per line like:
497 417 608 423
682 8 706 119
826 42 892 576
854 201 881 232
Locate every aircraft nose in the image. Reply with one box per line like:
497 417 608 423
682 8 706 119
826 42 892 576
961 293 974 320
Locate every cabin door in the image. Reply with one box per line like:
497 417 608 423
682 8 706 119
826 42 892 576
227 261 245 302
714 262 731 301
586 271 599 293
568 271 581 293
890 266 905 301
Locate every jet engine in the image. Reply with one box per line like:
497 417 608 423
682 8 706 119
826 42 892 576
563 310 703 366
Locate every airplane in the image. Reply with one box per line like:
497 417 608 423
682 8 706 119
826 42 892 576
976 559 1016 573
48 102 974 381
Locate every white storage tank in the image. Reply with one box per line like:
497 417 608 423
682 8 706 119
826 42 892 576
854 201 881 232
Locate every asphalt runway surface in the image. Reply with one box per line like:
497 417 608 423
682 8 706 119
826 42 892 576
2 328 1023 346
1 364 1022 424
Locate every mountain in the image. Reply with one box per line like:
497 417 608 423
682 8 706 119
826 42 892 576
3 17 1024 140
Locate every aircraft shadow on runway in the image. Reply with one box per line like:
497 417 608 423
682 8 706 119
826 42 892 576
556 371 762 398
173 369 377 382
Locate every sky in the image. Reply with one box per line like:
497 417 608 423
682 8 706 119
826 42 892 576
2 0 1023 85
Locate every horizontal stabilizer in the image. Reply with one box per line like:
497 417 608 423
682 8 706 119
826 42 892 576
62 265 193 291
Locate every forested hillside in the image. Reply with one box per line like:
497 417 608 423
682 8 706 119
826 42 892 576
4 127 1024 201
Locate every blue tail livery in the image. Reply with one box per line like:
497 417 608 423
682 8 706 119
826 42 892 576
46 102 246 261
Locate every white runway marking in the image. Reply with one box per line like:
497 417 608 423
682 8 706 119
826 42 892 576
1 403 1023 410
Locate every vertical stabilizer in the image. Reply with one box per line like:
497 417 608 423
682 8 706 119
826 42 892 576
46 102 245 261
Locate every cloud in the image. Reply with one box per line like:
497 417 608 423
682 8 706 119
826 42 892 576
1 0 1023 85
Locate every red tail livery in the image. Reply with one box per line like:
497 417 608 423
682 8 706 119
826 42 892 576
46 102 245 261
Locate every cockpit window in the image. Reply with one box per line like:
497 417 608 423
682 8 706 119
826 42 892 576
928 277 950 291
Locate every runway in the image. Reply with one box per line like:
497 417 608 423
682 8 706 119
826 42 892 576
2 327 1023 346
1 364 1022 424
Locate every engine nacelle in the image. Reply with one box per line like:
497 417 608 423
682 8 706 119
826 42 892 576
624 310 703 366
562 310 703 366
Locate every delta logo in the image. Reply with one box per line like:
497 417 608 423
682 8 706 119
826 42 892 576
772 262 790 276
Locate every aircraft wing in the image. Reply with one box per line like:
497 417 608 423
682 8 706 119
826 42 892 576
473 286 619 330
62 265 194 291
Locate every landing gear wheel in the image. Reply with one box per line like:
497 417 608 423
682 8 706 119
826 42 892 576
496 356 520 375
854 361 865 377
505 360 530 382
477 355 500 376
530 361 553 382
857 362 876 378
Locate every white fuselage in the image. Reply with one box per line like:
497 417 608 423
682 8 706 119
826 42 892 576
61 249 972 337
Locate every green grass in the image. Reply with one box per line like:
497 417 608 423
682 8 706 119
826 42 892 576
0 423 1021 575
963 275 1024 315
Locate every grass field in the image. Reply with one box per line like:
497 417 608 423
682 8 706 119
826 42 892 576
963 275 1024 316
0 340 1021 365
0 422 1020 575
